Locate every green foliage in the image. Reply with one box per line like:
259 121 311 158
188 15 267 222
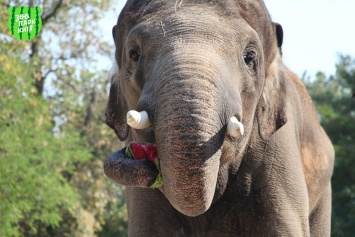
0 43 91 237
304 55 355 237
1 1 128 236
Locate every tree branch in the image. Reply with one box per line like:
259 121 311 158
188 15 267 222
42 0 63 26
83 90 96 127
30 1 63 95
56 77 78 93
43 69 57 79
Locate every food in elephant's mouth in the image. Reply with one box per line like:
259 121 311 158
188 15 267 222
126 142 158 161
104 143 163 188
125 142 163 188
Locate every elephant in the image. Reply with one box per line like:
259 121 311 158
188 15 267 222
103 0 334 236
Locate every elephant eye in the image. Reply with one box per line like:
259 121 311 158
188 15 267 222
129 47 141 62
243 50 256 66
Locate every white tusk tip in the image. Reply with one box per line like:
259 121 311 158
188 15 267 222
227 116 244 138
126 110 152 129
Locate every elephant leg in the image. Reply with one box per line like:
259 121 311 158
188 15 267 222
126 187 184 237
309 183 331 237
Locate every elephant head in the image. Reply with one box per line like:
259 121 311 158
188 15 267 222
104 0 287 217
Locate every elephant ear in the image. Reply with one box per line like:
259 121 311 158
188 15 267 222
272 22 283 55
256 64 288 140
105 71 129 141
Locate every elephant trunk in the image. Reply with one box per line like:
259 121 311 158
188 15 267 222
154 66 225 217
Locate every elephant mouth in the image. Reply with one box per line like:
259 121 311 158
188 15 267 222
104 138 225 216
104 143 163 188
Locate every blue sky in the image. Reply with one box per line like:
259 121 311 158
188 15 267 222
105 0 355 78
265 0 355 77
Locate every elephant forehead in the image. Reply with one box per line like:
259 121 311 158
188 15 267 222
120 0 277 67
121 1 272 35
156 10 244 42
122 0 267 20
125 8 260 58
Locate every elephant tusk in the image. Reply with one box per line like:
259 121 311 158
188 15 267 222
127 110 152 129
227 116 244 138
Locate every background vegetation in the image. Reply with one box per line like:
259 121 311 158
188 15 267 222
303 55 355 236
0 1 354 236
1 1 127 236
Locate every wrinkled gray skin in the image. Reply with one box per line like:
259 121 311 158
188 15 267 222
104 0 334 236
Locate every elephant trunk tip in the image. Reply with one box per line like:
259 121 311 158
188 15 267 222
127 110 152 129
165 184 215 217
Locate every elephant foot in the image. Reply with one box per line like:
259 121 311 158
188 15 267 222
104 143 163 188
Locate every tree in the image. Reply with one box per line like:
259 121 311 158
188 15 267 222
0 33 91 237
303 55 355 236
1 1 128 236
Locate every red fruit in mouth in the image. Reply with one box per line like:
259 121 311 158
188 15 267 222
145 144 158 161
124 142 162 188
128 142 158 161
130 143 146 160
